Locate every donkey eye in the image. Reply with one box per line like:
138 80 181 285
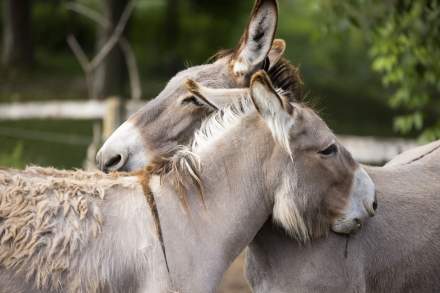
181 96 204 107
319 144 338 156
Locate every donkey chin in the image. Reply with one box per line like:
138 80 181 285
332 167 377 234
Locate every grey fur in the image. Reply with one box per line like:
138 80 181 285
245 143 440 293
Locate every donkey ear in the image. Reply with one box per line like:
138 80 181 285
232 0 278 82
267 39 286 69
250 70 292 119
186 80 249 109
183 80 219 110
251 71 294 156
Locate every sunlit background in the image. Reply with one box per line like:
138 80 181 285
1 0 439 169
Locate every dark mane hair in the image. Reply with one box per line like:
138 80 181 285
137 151 204 211
208 49 304 102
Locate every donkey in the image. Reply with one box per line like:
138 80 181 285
244 143 440 293
96 0 304 172
0 72 376 293
188 78 440 292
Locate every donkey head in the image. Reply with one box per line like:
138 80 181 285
247 71 376 237
96 0 302 172
187 71 375 238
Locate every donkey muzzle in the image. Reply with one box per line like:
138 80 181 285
96 121 149 173
331 167 376 234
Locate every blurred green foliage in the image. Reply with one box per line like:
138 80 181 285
278 0 394 137
0 143 25 169
0 120 94 169
322 0 440 140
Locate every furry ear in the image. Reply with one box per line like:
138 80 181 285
250 70 295 156
232 0 278 83
250 70 292 118
183 80 219 110
186 80 249 109
267 39 286 69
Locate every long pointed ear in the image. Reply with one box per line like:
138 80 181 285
250 70 293 118
232 0 278 83
267 39 286 69
250 70 294 156
183 80 220 110
186 80 249 109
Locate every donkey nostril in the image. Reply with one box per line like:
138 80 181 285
104 154 122 170
373 200 378 211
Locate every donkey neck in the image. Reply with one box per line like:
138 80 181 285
151 115 279 293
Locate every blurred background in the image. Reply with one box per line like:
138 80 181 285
0 0 439 169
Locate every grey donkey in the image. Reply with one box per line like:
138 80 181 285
244 139 440 293
180 76 440 292
188 71 440 293
96 0 304 172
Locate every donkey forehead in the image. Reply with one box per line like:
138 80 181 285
293 105 335 142
129 61 234 124
166 61 232 92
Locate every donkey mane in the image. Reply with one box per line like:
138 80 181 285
151 91 296 211
208 49 304 101
135 97 257 210
192 95 254 153
192 86 298 159
138 148 204 210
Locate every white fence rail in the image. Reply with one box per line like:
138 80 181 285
0 100 105 120
339 136 418 165
0 99 143 120
0 99 419 165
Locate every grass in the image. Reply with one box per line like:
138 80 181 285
0 120 96 169
0 143 25 169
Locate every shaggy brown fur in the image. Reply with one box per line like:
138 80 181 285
0 167 135 291
0 154 205 292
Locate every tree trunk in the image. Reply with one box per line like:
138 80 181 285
94 0 129 100
2 0 34 69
